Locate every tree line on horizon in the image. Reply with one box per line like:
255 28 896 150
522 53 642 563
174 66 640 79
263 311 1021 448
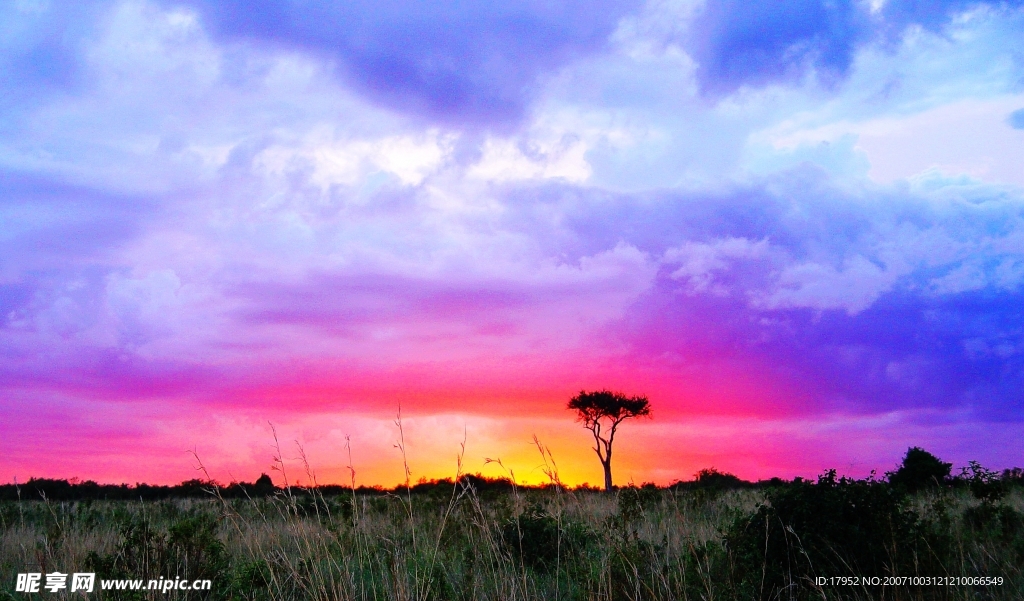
4 390 1020 503
3 448 1022 502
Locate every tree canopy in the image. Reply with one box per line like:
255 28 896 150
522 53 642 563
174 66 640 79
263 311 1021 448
568 390 651 427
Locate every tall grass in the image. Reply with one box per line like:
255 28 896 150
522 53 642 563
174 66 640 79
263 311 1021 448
2 448 1022 600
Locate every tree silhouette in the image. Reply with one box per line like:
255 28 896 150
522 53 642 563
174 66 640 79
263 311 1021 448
567 390 651 492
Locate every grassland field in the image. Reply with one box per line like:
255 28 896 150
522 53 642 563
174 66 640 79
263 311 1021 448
1 463 1022 601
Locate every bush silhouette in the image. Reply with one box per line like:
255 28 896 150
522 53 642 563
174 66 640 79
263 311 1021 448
887 446 951 492
694 467 746 489
959 460 1008 504
252 473 275 496
726 471 923 600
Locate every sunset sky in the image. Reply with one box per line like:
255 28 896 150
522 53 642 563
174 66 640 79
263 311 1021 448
2 0 1023 487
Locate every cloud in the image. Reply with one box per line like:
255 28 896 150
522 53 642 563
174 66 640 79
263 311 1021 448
758 254 905 314
758 96 1024 187
0 170 158 280
664 237 770 295
4 0 1024 484
880 0 1024 32
173 0 640 127
0 2 109 111
590 173 1024 419
685 0 1024 96
463 165 1024 422
687 0 866 94
254 129 455 188
1008 108 1024 130
468 135 592 183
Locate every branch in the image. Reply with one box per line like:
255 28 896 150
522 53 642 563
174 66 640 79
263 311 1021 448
590 427 606 463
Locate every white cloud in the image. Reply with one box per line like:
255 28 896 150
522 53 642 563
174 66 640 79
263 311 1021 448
759 255 908 314
664 237 770 294
467 133 592 183
255 129 454 189
743 7 1024 185
760 96 1024 187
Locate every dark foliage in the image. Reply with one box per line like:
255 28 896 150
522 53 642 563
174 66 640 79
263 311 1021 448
958 461 1009 504
964 503 1024 540
457 473 517 495
887 447 952 492
567 390 651 423
671 468 753 491
251 474 275 496
694 468 746 489
1002 467 1024 484
614 484 661 527
85 513 229 600
0 473 527 502
726 470 926 600
225 559 272 600
0 477 267 502
500 504 560 571
499 504 593 573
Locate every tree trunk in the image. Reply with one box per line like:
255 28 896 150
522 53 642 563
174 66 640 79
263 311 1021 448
602 459 613 492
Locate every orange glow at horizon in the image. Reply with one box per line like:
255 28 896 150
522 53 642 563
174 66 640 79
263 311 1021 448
6 402 1020 489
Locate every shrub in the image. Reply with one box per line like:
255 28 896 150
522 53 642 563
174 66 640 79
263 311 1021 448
226 559 272 600
964 503 1023 540
726 471 923 600
959 461 1008 504
167 513 228 584
615 484 660 526
887 447 952 492
499 503 593 573
252 474 275 496
694 468 746 490
84 513 228 600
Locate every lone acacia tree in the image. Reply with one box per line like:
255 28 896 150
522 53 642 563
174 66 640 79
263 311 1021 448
568 390 651 492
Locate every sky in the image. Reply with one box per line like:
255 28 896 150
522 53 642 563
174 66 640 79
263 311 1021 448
2 0 1023 488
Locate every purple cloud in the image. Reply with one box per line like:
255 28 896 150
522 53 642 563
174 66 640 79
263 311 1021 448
0 2 109 114
685 0 1024 95
688 0 865 94
2 0 1024 483
487 168 1024 420
173 0 639 126
881 0 1024 32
